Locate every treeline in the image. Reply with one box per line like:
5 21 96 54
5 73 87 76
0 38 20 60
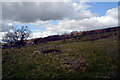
33 26 120 45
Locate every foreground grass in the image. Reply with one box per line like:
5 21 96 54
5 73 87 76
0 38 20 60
2 37 119 79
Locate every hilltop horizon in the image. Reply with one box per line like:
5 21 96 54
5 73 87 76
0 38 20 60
1 26 119 44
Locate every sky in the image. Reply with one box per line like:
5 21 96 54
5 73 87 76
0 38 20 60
0 0 119 42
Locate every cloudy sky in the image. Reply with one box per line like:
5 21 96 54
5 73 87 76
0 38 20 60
1 0 119 42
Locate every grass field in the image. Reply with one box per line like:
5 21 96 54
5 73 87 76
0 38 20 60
2 36 119 79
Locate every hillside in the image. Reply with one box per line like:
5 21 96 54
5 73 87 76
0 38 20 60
2 27 120 79
24 27 120 45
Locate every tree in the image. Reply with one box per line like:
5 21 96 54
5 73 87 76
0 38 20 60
75 31 79 42
70 32 74 38
62 33 67 43
3 26 31 49
90 31 96 43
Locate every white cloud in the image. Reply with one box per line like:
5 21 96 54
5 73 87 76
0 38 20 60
8 23 13 26
39 7 118 37
69 2 98 20
0 32 7 42
2 2 97 33
28 32 43 39
1 2 118 40
105 7 118 19
28 31 51 39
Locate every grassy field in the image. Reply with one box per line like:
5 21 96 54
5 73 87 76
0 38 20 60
2 36 119 79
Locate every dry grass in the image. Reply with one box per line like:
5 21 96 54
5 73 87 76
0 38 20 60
2 37 119 79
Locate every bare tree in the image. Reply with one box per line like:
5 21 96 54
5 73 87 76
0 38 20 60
3 26 31 49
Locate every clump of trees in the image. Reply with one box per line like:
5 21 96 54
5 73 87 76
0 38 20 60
3 26 31 49
62 33 67 43
81 30 97 43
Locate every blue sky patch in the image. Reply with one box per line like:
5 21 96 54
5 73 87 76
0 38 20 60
87 2 118 16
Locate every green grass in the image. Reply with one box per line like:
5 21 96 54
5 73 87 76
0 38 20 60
2 36 119 79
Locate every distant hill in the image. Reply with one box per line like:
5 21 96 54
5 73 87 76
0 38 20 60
25 26 120 44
